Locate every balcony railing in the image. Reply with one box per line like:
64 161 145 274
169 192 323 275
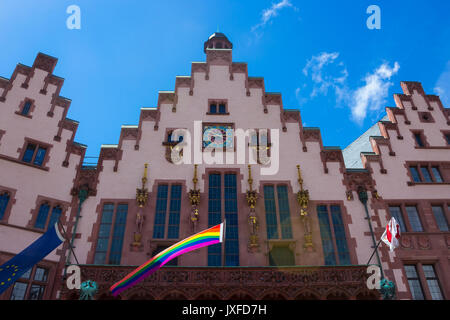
60 264 380 300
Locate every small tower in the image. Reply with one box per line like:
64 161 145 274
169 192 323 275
203 32 233 68
203 32 233 52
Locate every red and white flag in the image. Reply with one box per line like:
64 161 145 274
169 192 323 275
381 217 401 252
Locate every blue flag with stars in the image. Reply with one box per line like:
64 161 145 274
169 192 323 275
0 223 64 295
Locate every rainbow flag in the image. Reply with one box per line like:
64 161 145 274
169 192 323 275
110 222 225 296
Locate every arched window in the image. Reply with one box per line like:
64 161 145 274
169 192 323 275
0 192 10 220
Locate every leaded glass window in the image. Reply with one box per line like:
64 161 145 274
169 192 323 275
405 206 423 232
208 173 222 266
431 206 448 232
330 205 351 265
388 206 407 233
317 205 336 266
263 186 278 239
224 173 239 266
109 204 128 264
94 203 114 264
168 185 182 239
405 265 425 300
0 192 10 220
153 185 168 239
277 185 293 239
423 265 444 300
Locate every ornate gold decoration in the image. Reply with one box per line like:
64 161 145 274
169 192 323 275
296 165 313 250
346 190 354 201
246 165 259 251
136 163 149 208
296 165 309 216
189 165 200 232
133 163 149 249
373 190 380 199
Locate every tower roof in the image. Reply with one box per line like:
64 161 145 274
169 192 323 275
204 32 233 53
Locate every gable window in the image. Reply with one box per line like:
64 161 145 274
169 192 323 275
93 203 128 265
413 132 425 147
408 163 446 184
431 167 443 183
152 184 182 239
0 192 10 220
405 206 423 232
21 101 32 116
388 206 407 233
420 167 432 183
404 264 444 300
389 204 425 232
317 205 350 265
207 100 228 115
405 265 425 300
431 206 449 231
409 166 421 183
423 265 444 300
263 185 293 240
9 266 49 300
207 172 239 266
21 142 47 167
250 129 271 164
34 203 62 230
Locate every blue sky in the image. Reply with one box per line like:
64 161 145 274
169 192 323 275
0 0 449 158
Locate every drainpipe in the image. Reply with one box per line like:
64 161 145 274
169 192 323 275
357 187 384 279
66 187 89 267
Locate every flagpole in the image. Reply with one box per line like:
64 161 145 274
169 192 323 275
58 220 80 266
366 239 382 266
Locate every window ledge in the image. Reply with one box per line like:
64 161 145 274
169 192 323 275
414 146 450 150
407 181 449 186
14 111 32 119
206 112 230 116
0 221 45 234
0 154 49 171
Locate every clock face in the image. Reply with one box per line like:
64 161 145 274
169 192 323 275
203 125 233 149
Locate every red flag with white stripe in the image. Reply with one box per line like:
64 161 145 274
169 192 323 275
381 217 401 252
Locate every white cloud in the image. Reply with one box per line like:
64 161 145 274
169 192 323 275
300 53 400 124
301 52 349 101
252 0 297 32
434 61 450 107
351 62 400 124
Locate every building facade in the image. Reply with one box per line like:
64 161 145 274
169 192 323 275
0 33 449 300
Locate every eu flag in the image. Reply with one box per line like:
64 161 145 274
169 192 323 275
0 223 64 295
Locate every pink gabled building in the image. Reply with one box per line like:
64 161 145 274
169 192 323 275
0 33 449 300
0 53 86 299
